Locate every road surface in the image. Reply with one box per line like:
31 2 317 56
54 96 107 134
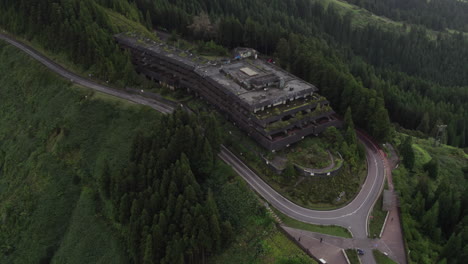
0 32 175 114
1 32 388 263
219 132 385 238
219 133 387 264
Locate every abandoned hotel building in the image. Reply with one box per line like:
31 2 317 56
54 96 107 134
115 33 340 151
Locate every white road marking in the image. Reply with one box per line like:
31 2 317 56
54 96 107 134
220 138 383 222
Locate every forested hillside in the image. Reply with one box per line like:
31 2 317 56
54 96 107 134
134 0 466 146
394 135 468 263
0 42 313 264
0 1 467 262
1 0 466 147
0 0 141 85
345 0 468 32
107 110 231 264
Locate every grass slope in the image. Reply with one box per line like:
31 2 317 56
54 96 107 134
271 207 352 238
0 41 155 263
368 188 387 238
212 178 316 264
317 0 468 37
373 250 397 264
345 249 360 264
411 136 467 176
319 0 403 29
51 187 127 264
392 134 467 262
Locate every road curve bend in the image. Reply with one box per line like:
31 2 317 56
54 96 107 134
1 31 385 237
219 132 386 239
1 32 387 263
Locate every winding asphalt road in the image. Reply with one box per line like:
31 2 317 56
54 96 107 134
0 32 175 114
1 32 386 263
220 133 386 264
220 133 385 238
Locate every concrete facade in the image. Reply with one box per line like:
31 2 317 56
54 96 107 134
115 33 340 151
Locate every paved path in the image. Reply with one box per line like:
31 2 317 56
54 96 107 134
284 227 403 264
1 32 405 263
283 226 348 264
380 144 407 264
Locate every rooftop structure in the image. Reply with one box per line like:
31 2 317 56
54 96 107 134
115 33 340 151
199 59 317 111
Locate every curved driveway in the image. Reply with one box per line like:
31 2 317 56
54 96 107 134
1 32 386 263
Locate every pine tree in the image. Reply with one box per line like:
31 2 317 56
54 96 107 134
345 126 358 151
145 10 152 30
417 112 430 133
152 224 164 262
100 161 111 198
196 215 211 263
422 201 439 235
118 194 131 224
205 113 222 150
368 105 391 142
197 139 214 179
275 38 290 68
209 214 221 251
343 107 355 131
323 127 344 149
283 162 296 182
143 234 154 264
221 221 233 247
412 192 426 221
128 218 142 263
423 158 439 179
400 136 415 170
443 233 461 259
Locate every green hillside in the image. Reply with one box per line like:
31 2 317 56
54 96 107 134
0 40 314 264
393 134 468 263
0 41 153 263
0 0 466 262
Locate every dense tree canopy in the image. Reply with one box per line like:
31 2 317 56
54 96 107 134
1 1 466 263
105 109 230 264
1 0 465 147
394 137 467 263
0 0 139 85
131 0 467 147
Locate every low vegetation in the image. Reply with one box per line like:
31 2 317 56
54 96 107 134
345 249 360 264
222 107 366 209
211 190 316 264
0 42 140 263
286 138 331 169
271 208 352 238
372 250 397 264
368 188 388 238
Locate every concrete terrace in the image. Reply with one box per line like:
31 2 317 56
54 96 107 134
115 32 339 151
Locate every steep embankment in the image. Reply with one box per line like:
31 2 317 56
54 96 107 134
0 41 158 263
